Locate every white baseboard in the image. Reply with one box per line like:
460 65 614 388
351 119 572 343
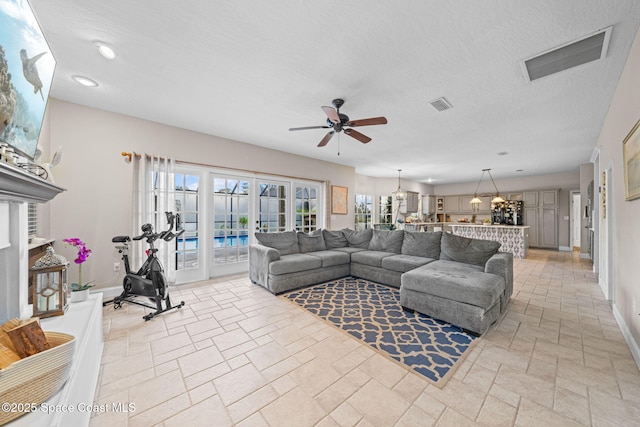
580 253 591 259
613 303 640 370
558 246 571 252
94 286 123 300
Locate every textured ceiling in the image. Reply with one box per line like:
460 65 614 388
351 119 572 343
28 0 640 184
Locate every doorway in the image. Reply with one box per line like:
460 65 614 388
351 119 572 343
571 191 581 251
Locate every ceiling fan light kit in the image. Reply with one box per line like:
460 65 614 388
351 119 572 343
289 98 387 147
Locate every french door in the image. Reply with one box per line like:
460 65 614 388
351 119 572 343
204 174 322 278
211 175 252 276
255 180 289 233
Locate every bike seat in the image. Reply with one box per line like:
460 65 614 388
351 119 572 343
112 236 131 243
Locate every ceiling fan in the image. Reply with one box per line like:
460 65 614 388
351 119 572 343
289 98 387 147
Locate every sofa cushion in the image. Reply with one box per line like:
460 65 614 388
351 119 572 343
402 260 504 308
351 250 396 268
269 253 322 275
342 228 373 249
402 231 442 258
322 229 349 249
297 230 326 253
369 229 404 253
329 247 367 255
306 250 350 267
440 232 501 267
381 254 434 273
255 231 300 255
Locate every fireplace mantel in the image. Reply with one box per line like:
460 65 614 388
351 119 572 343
0 161 65 203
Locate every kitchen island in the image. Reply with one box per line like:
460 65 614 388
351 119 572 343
449 224 530 258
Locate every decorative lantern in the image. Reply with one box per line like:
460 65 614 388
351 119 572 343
30 246 70 318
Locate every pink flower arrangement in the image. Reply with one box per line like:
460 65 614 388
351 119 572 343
63 238 93 291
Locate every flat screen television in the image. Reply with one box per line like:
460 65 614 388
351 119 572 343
0 0 56 160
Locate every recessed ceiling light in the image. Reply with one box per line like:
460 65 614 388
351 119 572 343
497 151 509 156
72 75 99 87
95 42 116 59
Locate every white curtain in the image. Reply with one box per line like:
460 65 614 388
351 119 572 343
131 153 177 284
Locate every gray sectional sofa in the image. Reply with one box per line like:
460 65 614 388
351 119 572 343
249 228 513 334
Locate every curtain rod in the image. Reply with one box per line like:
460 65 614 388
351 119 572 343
121 152 327 184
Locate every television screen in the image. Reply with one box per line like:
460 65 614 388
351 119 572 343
0 0 56 160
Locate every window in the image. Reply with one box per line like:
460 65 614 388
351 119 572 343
28 203 37 239
355 194 372 230
379 196 393 226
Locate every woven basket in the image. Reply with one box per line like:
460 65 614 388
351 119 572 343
0 332 75 425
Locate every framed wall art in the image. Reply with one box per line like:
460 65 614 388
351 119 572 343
0 0 56 159
331 185 348 215
623 118 640 201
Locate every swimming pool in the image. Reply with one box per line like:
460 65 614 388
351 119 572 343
178 235 249 249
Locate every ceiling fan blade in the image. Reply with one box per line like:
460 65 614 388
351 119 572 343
346 116 387 127
344 128 371 144
321 106 340 124
289 125 331 131
318 131 335 147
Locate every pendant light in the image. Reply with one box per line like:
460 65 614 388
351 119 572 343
395 169 406 201
469 168 504 210
487 169 504 203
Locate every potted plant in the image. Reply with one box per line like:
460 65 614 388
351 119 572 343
483 218 492 226
63 238 93 302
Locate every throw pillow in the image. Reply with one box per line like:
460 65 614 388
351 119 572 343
341 228 373 249
440 232 501 267
369 229 404 253
255 230 300 255
402 231 442 258
297 230 327 253
322 229 349 249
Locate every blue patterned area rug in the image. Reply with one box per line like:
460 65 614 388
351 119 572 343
282 276 478 387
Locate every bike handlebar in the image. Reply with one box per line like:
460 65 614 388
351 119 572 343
115 212 184 245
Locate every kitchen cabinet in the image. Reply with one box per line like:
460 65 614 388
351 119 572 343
399 191 419 213
460 195 491 213
421 195 436 214
444 196 459 213
523 190 558 248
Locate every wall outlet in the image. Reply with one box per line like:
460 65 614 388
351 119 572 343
113 262 120 272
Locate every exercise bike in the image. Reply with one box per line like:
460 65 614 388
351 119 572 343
106 212 186 321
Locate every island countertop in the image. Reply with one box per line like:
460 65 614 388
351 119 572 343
450 224 530 258
449 224 529 229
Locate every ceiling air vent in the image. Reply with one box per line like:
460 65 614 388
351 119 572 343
429 97 452 112
522 26 612 82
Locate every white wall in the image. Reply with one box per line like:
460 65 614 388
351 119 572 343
40 99 356 289
595 22 640 361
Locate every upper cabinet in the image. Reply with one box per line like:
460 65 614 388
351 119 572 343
444 196 459 213
421 195 436 214
399 191 419 213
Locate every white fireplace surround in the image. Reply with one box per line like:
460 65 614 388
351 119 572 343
0 161 64 323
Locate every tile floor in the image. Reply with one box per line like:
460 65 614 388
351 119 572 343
90 249 640 426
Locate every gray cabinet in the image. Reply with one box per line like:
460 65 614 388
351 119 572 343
524 190 558 248
399 191 419 213
460 195 491 213
444 196 459 213
421 195 436 214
